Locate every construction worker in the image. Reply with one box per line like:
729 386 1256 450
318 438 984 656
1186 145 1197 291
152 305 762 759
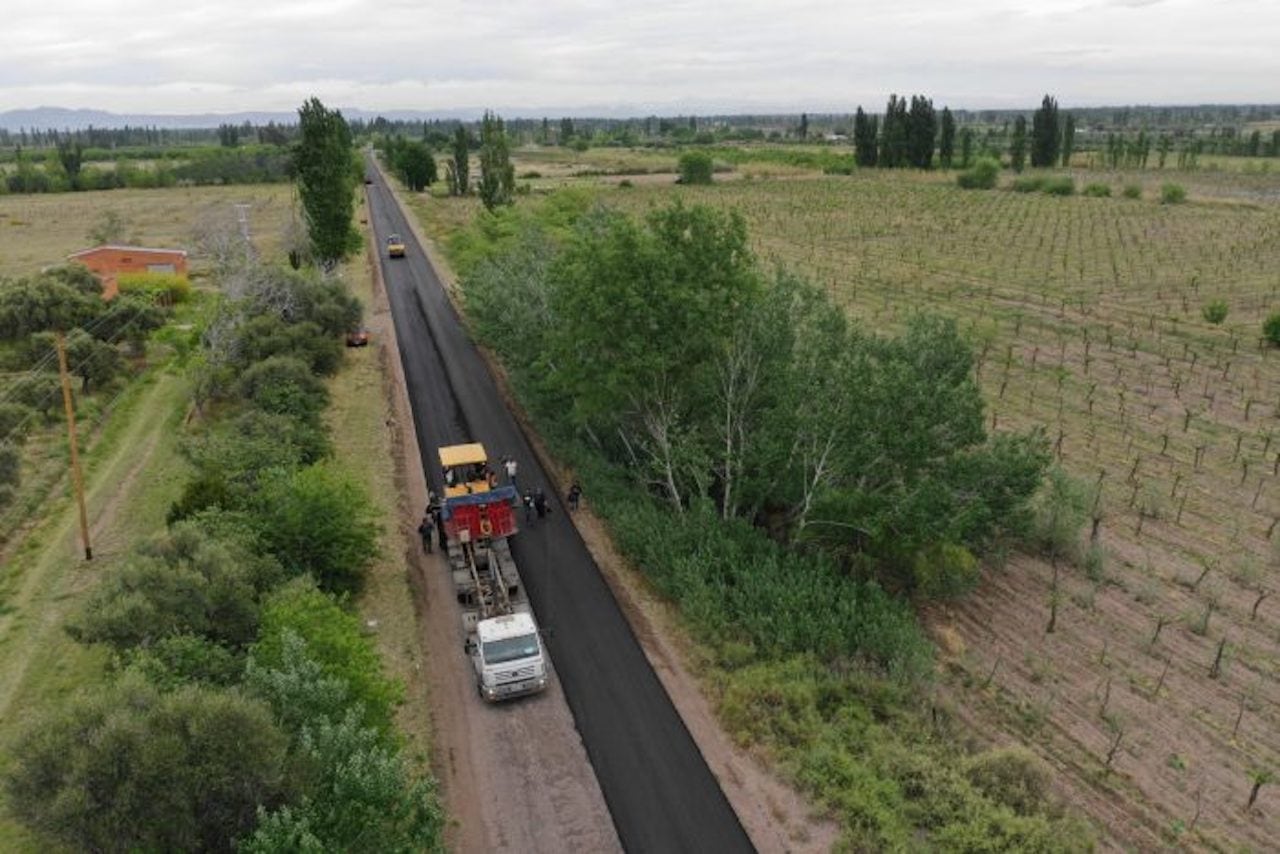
522 491 535 524
534 488 550 519
567 482 582 512
417 513 433 553
504 456 519 491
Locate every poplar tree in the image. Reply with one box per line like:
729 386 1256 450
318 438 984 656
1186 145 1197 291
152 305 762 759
1010 116 1028 173
1031 94 1060 168
938 108 956 169
959 128 974 168
798 112 809 140
294 97 357 265
907 95 936 168
853 107 878 167
447 125 470 196
1060 113 1076 167
878 95 910 168
478 111 515 211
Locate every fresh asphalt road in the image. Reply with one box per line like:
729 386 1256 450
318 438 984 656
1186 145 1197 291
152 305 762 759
364 166 754 854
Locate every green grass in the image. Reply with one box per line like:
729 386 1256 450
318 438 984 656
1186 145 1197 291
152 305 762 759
0 366 191 849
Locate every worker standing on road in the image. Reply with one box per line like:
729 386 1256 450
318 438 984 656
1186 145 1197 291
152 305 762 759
417 513 433 554
504 456 519 492
434 506 448 551
534 488 550 519
567 482 582 512
522 491 535 524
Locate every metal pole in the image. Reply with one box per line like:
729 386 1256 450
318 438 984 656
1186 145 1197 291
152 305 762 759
55 331 92 561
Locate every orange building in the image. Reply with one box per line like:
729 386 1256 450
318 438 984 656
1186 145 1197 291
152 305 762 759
65 245 189 299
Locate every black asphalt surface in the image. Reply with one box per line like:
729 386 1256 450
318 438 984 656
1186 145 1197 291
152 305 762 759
364 164 755 854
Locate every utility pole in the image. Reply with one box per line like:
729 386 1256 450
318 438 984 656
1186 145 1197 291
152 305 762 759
55 331 92 561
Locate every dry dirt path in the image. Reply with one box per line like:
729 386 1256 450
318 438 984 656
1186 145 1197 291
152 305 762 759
0 370 188 726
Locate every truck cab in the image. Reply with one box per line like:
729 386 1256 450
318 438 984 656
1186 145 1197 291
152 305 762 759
469 612 548 701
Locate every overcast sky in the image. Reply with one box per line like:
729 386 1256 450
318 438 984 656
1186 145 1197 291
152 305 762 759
3 0 1277 116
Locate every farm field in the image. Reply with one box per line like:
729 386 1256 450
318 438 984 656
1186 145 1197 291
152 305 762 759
436 152 1280 850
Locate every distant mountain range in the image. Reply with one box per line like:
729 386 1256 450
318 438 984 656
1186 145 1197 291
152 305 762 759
0 103 732 131
0 106 506 131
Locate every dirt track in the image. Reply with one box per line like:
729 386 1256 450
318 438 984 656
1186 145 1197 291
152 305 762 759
364 162 754 852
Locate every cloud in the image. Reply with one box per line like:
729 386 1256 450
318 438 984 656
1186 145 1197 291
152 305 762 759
0 0 1275 113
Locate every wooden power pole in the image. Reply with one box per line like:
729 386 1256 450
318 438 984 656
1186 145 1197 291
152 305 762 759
55 331 92 561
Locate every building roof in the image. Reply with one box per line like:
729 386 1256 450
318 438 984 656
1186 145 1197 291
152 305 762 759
67 245 188 259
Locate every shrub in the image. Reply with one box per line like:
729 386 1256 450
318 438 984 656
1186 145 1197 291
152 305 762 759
124 634 245 689
1122 183 1143 199
116 271 192 304
1202 299 1228 325
253 464 380 595
677 151 715 185
4 677 290 853
1011 176 1045 193
236 355 329 421
1160 182 1187 204
956 158 999 190
1041 176 1075 196
67 523 282 651
1026 467 1089 564
911 543 980 599
1082 182 1111 197
242 711 445 854
1263 312 1280 346
0 402 35 442
251 579 402 734
964 747 1051 815
0 443 20 493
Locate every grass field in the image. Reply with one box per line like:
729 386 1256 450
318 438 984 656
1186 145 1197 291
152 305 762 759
0 184 294 279
405 151 1280 849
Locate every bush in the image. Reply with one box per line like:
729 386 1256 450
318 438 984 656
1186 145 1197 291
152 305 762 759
235 316 344 376
956 158 999 190
125 634 245 689
236 355 329 421
964 747 1051 815
0 443 20 493
1263 312 1280 346
67 523 282 651
0 402 36 443
1122 183 1143 199
1160 182 1187 204
242 711 445 854
116 271 192 304
911 543 980 599
1011 176 1045 193
1026 467 1090 564
4 677 290 853
677 151 714 185
251 580 402 734
1041 176 1075 196
254 464 380 595
1202 299 1228 325
1082 182 1111 197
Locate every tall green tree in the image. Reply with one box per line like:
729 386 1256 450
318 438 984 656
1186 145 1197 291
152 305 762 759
1010 116 1028 173
395 138 436 191
1060 113 1076 167
798 112 809 140
853 107 878 167
1030 94 1060 168
938 107 956 169
559 117 575 144
959 127 974 168
294 98 357 265
878 95 910 168
447 125 470 196
477 111 515 211
907 95 937 168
